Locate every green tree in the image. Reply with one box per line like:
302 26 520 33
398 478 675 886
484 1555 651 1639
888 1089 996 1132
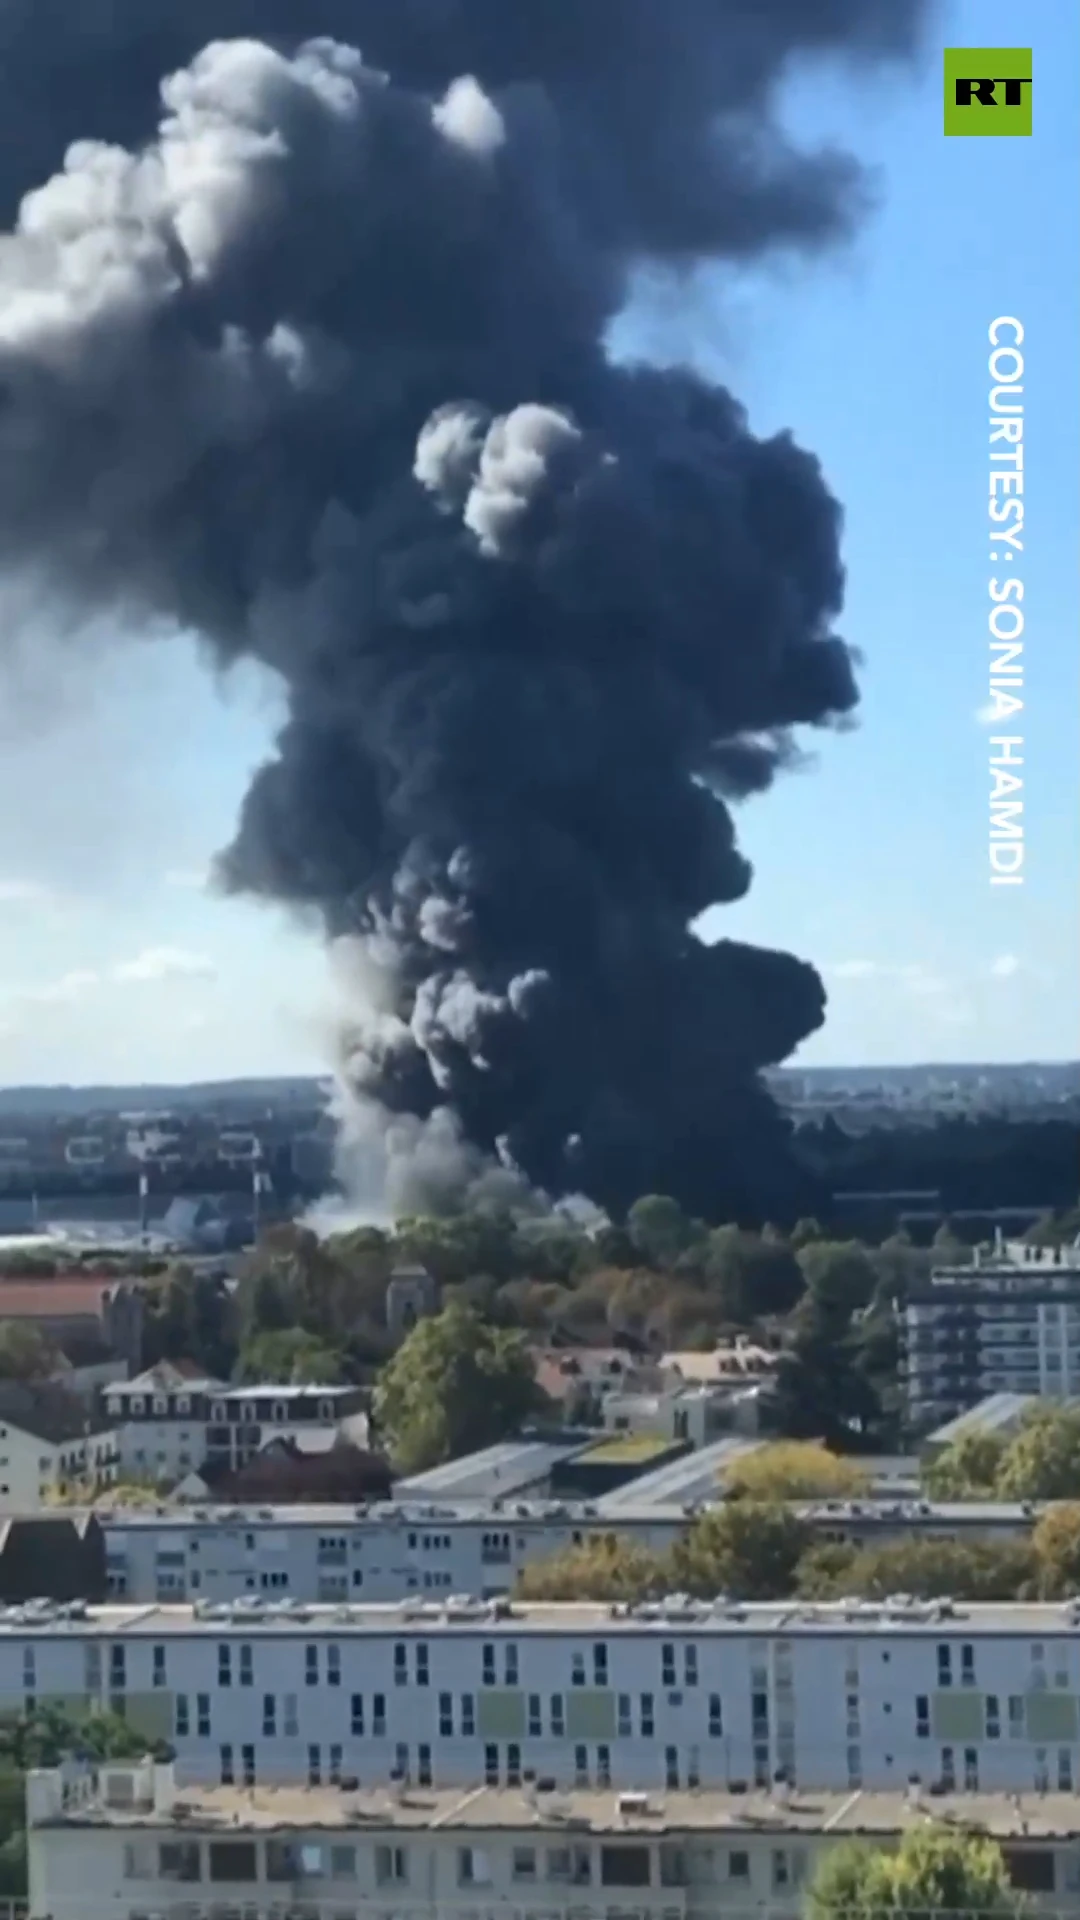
669 1502 809 1601
725 1441 870 1502
808 1824 1025 1920
997 1406 1080 1500
0 1706 153 1898
922 1427 1008 1499
0 1321 58 1381
626 1194 696 1268
700 1226 803 1322
234 1328 347 1385
798 1535 1035 1603
1031 1502 1080 1597
371 1303 549 1473
516 1534 668 1603
797 1239 879 1316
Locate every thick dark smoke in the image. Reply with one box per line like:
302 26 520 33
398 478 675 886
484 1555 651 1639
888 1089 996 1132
0 0 929 1222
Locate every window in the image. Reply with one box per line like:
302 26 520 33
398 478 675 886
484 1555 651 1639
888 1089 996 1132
661 1643 676 1688
684 1644 698 1688
123 1844 154 1880
109 1645 126 1690
940 1745 955 1790
915 1695 930 1739
208 1842 256 1883
415 1644 429 1688
512 1846 537 1882
964 1748 979 1790
330 1845 356 1879
665 1746 679 1790
458 1847 492 1887
417 1742 432 1787
329 1744 343 1785
574 1745 589 1787
549 1693 564 1737
327 1644 341 1688
1059 1748 1074 1791
283 1693 298 1737
548 1843 591 1885
174 1695 189 1738
960 1642 975 1687
482 1643 496 1686
373 1692 386 1736
527 1693 542 1737
505 1643 519 1686
219 1744 234 1785
617 1692 632 1737
728 1850 751 1883
986 1694 1001 1739
241 1744 256 1787
597 1743 611 1787
571 1650 586 1687
640 1693 654 1737
506 1742 522 1786
197 1694 211 1738
217 1644 232 1688
239 1643 253 1688
308 1745 322 1786
593 1642 608 1686
305 1644 319 1686
708 1693 723 1737
158 1842 200 1882
1009 1695 1025 1738
394 1642 408 1686
600 1845 650 1888
1003 1850 1055 1893
937 1643 953 1686
773 1850 791 1890
263 1693 276 1738
350 1692 365 1736
394 1742 409 1782
484 1743 499 1785
375 1845 408 1886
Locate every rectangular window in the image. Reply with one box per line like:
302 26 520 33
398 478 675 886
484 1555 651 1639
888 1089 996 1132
640 1693 654 1737
915 1694 930 1739
283 1692 298 1737
684 1644 698 1688
374 1845 408 1886
986 1694 1001 1739
109 1645 126 1690
219 1744 234 1785
512 1846 537 1883
351 1692 365 1737
665 1746 679 1789
708 1693 723 1737
174 1694 189 1738
597 1742 611 1787
505 1643 519 1686
305 1644 319 1687
327 1643 341 1688
439 1691 455 1737
196 1694 210 1738
394 1742 409 1782
574 1744 589 1787
617 1693 632 1737
960 1642 975 1687
528 1693 542 1738
208 1841 256 1883
571 1650 586 1688
241 1744 256 1787
151 1645 166 1689
217 1644 232 1688
941 1745 955 1790
239 1643 253 1688
482 1643 496 1686
506 1741 522 1786
1059 1749 1074 1791
484 1743 499 1786
460 1692 475 1737
373 1692 386 1736
550 1692 565 1737
661 1643 676 1688
964 1747 979 1790
415 1644 429 1688
417 1742 432 1787
937 1643 953 1687
329 1743 343 1785
308 1744 322 1786
394 1642 408 1687
593 1642 608 1687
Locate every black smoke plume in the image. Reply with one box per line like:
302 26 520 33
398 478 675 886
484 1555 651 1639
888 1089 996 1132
0 0 930 1221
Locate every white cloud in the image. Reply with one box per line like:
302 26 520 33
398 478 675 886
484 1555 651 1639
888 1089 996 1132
24 968 100 1004
112 946 216 984
990 953 1021 978
0 878 53 905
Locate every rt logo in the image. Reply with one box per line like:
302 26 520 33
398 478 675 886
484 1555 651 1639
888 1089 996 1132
944 48 1032 135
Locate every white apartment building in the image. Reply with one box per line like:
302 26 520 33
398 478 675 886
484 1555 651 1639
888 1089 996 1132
25 1757 1080 1920
0 1385 118 1515
105 1368 367 1483
903 1242 1080 1427
99 1500 686 1604
8 1596 1080 1798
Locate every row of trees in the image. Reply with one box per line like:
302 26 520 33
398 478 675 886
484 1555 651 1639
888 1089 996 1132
925 1405 1080 1502
517 1495 1080 1606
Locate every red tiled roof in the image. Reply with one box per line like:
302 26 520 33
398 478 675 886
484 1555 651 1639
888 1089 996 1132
0 1274 121 1317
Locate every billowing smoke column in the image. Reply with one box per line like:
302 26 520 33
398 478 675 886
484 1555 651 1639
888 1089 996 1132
0 0 929 1222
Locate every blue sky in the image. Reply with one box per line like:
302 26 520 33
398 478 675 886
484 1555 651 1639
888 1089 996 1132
0 0 1076 1084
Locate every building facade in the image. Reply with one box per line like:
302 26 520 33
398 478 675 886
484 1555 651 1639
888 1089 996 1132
903 1242 1080 1427
6 1597 1080 1797
105 1373 367 1483
0 1385 118 1514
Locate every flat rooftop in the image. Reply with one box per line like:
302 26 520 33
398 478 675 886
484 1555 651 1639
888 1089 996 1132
8 1597 1080 1638
34 1779 1080 1841
86 1497 698 1531
594 1436 761 1512
394 1434 595 1502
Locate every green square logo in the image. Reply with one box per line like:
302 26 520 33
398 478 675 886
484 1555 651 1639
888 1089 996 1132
944 49 1032 135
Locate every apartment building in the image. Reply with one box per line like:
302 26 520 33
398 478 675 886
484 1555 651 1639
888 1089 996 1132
105 1369 367 1483
7 1596 1080 1797
98 1500 687 1603
25 1758 1080 1920
0 1384 118 1514
903 1242 1080 1427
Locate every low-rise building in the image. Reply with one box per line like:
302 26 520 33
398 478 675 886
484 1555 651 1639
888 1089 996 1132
25 1759 1080 1920
0 1273 143 1372
105 1369 367 1484
0 1383 118 1513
